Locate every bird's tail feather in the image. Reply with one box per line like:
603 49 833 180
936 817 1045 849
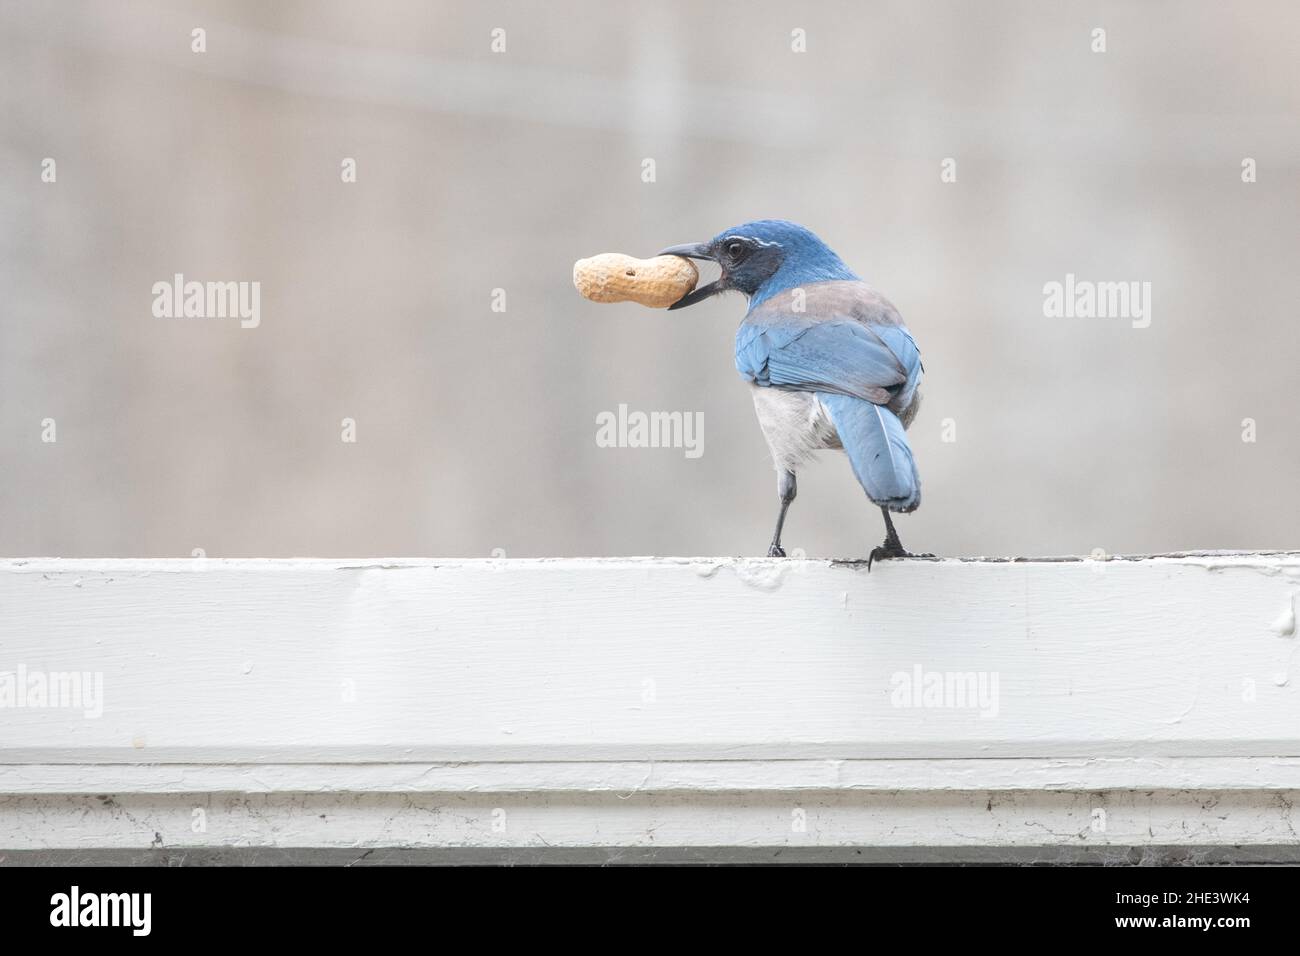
820 393 920 512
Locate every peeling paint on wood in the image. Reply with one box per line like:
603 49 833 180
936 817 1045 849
1 555 1297 855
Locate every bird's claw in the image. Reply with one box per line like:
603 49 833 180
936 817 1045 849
867 546 935 571
767 544 787 558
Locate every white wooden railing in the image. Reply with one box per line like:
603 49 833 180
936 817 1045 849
1 554 1297 863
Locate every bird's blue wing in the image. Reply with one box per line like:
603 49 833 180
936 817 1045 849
736 318 922 407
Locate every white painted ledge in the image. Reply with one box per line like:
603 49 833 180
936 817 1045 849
1 554 1297 862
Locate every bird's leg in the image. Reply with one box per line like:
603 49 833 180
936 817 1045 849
767 469 797 557
868 507 934 569
882 507 904 551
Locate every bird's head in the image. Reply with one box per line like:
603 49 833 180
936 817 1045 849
659 219 857 310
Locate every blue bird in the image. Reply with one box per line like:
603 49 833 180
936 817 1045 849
659 220 927 566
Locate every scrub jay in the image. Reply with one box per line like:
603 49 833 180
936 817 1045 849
660 220 926 567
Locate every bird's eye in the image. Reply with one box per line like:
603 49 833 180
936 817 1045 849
725 240 747 259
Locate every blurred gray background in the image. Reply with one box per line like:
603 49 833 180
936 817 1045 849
2 0 1297 559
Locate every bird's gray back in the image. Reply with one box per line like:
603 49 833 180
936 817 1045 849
744 280 908 332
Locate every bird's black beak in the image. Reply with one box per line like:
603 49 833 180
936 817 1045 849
658 242 726 310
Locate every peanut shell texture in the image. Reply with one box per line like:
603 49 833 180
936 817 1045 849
573 253 699 309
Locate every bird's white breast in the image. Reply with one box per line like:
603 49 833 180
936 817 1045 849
750 385 842 472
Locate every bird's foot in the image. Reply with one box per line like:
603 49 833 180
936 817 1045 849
867 544 935 571
767 544 787 558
